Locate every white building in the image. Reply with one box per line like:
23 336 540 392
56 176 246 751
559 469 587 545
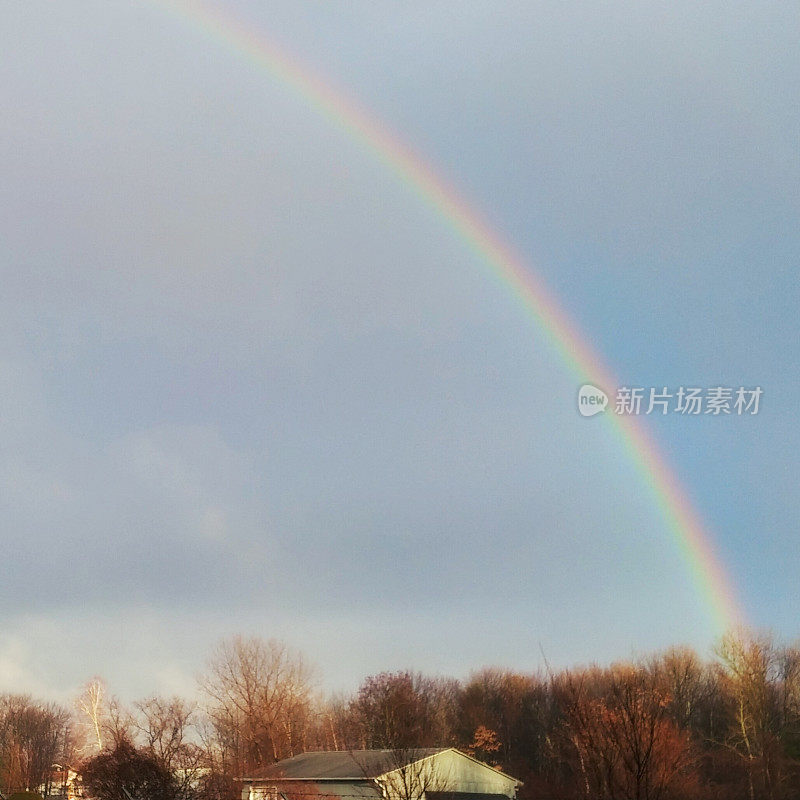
239 749 521 800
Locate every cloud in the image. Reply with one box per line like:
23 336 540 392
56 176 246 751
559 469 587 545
0 636 43 697
2 0 792 699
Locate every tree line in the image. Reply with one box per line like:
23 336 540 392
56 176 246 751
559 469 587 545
2 630 799 800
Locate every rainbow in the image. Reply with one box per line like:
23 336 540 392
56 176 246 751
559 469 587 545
145 0 744 634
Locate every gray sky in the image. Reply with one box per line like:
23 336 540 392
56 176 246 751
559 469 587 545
1 0 798 701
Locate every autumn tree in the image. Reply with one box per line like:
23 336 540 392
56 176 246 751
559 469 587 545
714 631 797 800
775 646 800 764
465 725 501 767
647 647 721 739
458 669 554 782
315 693 362 751
134 696 204 798
556 665 698 800
0 695 74 794
199 636 316 775
79 737 179 800
350 672 459 750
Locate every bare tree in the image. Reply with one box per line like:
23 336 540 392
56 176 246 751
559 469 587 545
347 749 454 800
76 677 107 754
776 646 800 748
556 665 698 800
715 631 786 800
351 672 459 750
0 694 74 794
135 695 204 798
374 750 454 800
199 636 316 775
459 668 552 777
104 695 138 750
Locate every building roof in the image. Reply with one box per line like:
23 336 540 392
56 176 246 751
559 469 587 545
244 749 448 781
427 794 511 800
272 782 383 800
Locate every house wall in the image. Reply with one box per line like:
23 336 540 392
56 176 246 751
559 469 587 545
377 750 518 800
241 779 380 800
241 750 519 800
243 784 275 800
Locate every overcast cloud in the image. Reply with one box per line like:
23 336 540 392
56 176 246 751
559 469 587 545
1 0 797 700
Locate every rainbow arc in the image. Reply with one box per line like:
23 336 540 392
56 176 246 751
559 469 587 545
147 0 744 634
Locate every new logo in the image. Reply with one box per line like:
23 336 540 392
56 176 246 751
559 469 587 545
578 384 608 417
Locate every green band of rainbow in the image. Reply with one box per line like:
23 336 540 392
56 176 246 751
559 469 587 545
147 0 744 634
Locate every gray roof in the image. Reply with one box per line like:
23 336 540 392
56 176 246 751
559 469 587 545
245 749 448 781
427 794 511 800
276 782 382 800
